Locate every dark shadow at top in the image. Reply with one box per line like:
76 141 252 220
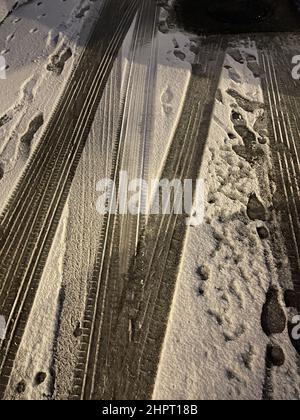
174 0 300 34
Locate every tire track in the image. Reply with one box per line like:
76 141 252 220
0 0 139 399
71 0 158 400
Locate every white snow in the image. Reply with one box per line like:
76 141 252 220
0 1 30 24
150 31 193 181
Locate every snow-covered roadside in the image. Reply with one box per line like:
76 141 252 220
0 0 104 399
0 1 30 24
154 40 300 400
0 0 103 213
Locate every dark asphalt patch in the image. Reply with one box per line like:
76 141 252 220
266 344 285 366
261 286 287 336
0 163 4 180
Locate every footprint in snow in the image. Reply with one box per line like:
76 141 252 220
227 49 244 65
245 53 260 78
224 65 241 84
35 372 47 386
247 193 267 221
161 86 174 115
172 38 179 48
173 49 186 61
261 286 286 336
0 114 12 128
19 114 44 159
47 48 73 76
0 163 4 180
76 6 90 19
